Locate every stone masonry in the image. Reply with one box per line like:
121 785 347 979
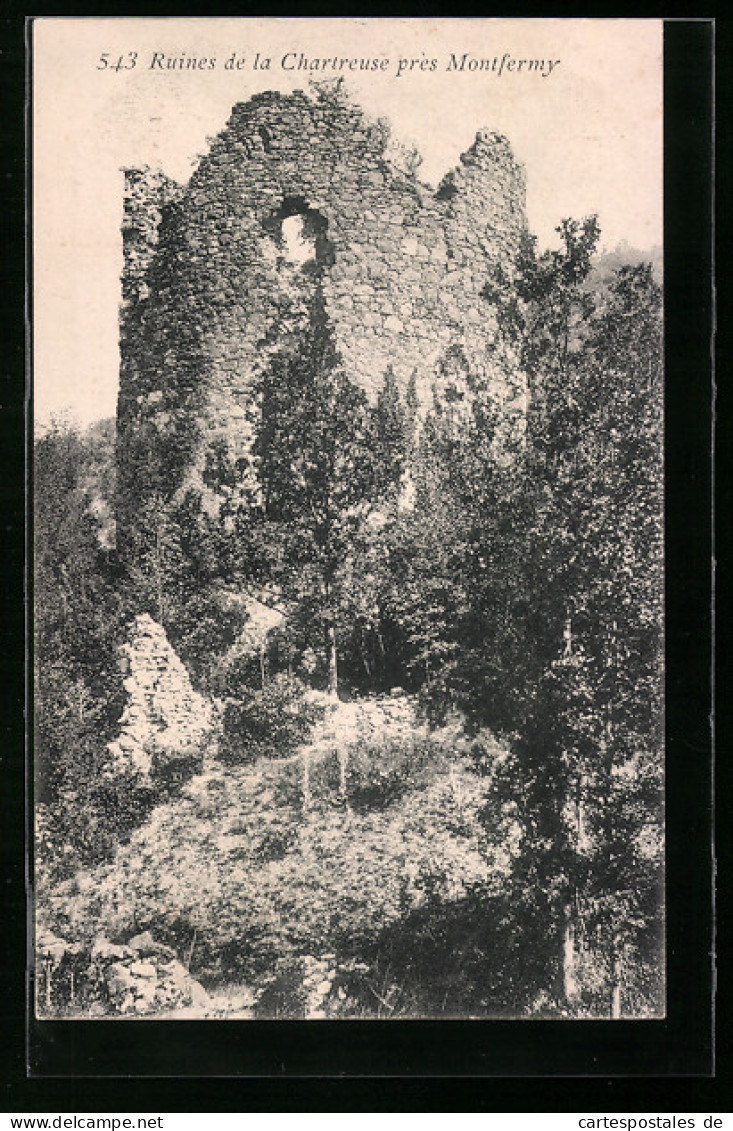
117 86 529 541
103 614 213 785
36 927 210 1017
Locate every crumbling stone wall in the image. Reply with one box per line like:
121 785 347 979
121 167 182 307
104 613 213 785
91 931 210 1016
117 87 529 539
36 927 209 1017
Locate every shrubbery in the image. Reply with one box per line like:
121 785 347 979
345 734 445 812
218 675 324 764
33 228 666 1018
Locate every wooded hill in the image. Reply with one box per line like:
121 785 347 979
34 223 664 1018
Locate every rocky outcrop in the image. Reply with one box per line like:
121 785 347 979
35 927 210 1017
103 614 213 785
91 931 210 1016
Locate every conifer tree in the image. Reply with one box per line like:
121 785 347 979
253 288 382 697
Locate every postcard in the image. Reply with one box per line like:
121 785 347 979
32 17 665 1025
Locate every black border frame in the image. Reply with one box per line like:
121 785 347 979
2 9 719 1109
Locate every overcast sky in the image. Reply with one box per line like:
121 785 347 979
33 18 663 426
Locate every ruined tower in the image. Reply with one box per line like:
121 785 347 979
117 86 529 545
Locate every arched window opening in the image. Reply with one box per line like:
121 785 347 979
280 214 314 265
262 196 335 270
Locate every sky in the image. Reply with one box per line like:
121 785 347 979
33 18 663 426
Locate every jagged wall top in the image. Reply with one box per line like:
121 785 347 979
118 88 528 512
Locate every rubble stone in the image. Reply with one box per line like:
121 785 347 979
92 933 211 1016
102 614 213 787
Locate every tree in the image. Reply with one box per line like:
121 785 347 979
408 223 664 1013
373 365 407 498
380 409 473 712
252 288 384 697
376 368 538 729
480 230 664 1015
34 419 127 873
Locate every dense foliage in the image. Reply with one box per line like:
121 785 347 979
34 419 129 875
34 226 664 1018
219 675 324 765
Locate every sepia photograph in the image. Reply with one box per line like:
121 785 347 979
32 17 665 1023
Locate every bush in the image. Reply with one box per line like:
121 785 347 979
345 734 445 812
151 741 206 796
218 675 324 765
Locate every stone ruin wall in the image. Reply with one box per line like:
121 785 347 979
103 613 213 786
118 88 529 523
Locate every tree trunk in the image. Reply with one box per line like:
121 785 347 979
45 959 53 1012
563 904 578 1005
563 612 573 658
327 619 339 699
338 746 348 803
302 747 311 811
575 774 587 847
154 524 164 624
325 696 349 810
323 576 339 700
450 761 463 810
359 634 372 679
186 928 198 970
610 951 622 1019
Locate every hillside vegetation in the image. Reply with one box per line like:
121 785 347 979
34 227 664 1019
